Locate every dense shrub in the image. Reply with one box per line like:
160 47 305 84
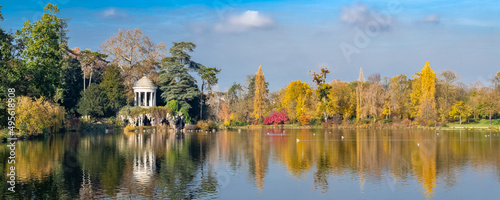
299 113 311 125
196 120 217 130
263 109 288 125
16 96 65 136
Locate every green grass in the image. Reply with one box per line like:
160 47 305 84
447 119 500 128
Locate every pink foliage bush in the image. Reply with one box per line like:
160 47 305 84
264 109 288 125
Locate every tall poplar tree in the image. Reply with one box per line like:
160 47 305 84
413 61 437 123
253 65 267 121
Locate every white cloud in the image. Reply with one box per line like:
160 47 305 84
340 3 392 29
215 10 274 33
422 14 440 24
100 8 129 18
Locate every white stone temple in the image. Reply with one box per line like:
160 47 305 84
133 76 157 107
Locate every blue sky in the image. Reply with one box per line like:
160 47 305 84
1 0 499 91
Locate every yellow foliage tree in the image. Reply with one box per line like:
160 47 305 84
410 61 437 124
418 61 437 123
448 101 471 124
326 79 354 120
282 80 313 122
16 96 65 136
253 65 267 121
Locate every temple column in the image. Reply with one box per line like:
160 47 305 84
150 92 153 107
153 92 156 107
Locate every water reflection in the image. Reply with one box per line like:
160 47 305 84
1 129 500 199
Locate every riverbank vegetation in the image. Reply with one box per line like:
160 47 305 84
1 4 500 140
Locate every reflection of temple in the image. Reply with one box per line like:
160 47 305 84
133 150 156 185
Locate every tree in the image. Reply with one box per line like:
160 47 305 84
362 79 385 122
159 42 203 119
389 74 410 119
436 70 459 122
311 67 332 122
478 87 498 125
59 57 83 115
356 67 364 122
198 65 221 120
264 109 288 125
411 61 437 124
448 101 471 124
15 3 68 99
100 28 167 102
100 65 126 115
78 49 107 91
77 83 108 119
327 80 354 121
282 80 313 122
253 65 268 121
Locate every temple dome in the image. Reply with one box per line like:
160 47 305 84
133 76 156 88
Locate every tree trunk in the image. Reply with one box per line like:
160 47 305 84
88 70 93 87
200 82 204 121
83 70 86 91
459 116 461 125
490 112 492 125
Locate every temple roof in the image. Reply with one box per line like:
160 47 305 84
133 76 156 88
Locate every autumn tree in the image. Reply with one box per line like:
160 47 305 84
282 80 313 122
356 67 364 122
436 70 460 122
327 80 354 121
410 61 437 124
389 74 410 119
310 67 332 122
78 49 108 90
100 28 167 102
253 65 267 121
448 101 471 124
362 75 386 122
478 87 499 125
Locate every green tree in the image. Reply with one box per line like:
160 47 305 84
15 3 68 98
159 42 203 119
100 65 126 115
166 100 180 113
448 101 471 124
77 83 108 119
198 65 221 120
59 57 83 115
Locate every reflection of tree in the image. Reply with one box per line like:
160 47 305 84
251 131 270 192
156 135 218 199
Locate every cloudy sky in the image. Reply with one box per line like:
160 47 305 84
1 0 499 91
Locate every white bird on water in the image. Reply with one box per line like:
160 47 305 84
341 136 344 140
437 133 439 135
296 138 300 142
417 143 420 147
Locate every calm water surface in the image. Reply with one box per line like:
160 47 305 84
1 129 500 199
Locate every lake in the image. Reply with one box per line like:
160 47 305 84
1 128 500 199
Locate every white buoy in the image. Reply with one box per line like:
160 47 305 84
313 133 315 136
296 138 300 142
267 133 269 135
417 143 420 146
341 136 344 139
